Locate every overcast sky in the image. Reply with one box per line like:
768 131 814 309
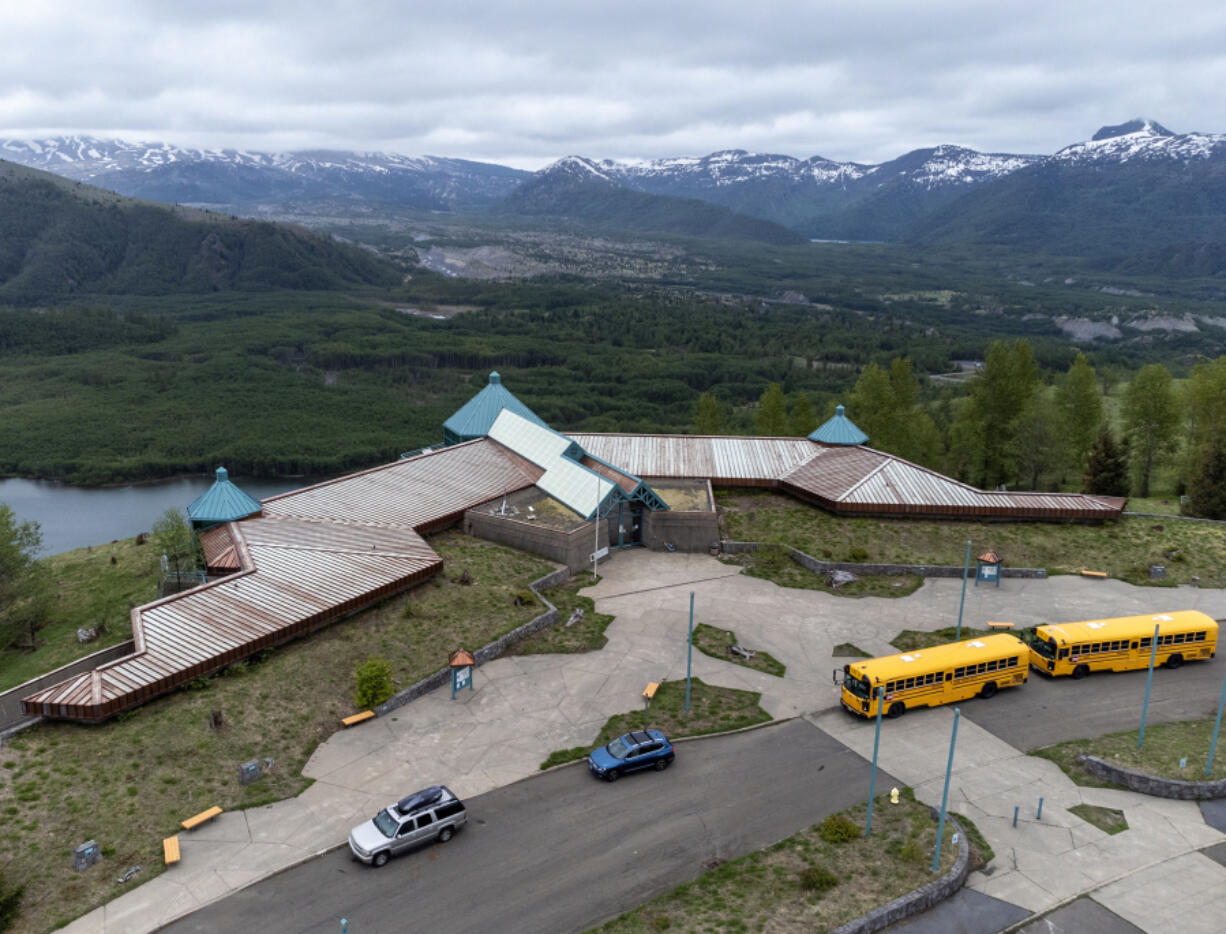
2 0 1223 169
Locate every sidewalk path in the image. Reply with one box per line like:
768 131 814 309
60 552 1226 933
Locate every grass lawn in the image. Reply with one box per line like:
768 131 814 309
719 545 924 598
504 574 614 656
890 627 996 652
0 531 553 934
692 622 786 677
833 643 871 658
588 787 973 933
0 538 159 691
539 679 772 770
717 490 1226 588
1032 716 1226 787
1069 804 1128 835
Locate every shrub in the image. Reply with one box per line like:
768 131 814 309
354 657 395 709
848 547 870 562
818 813 859 843
798 865 839 893
900 837 925 862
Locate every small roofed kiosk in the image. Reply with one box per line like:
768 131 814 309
976 550 1003 587
808 404 869 446
187 466 262 531
443 371 548 446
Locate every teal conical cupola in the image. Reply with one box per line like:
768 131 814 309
442 371 548 445
187 466 263 529
808 404 869 445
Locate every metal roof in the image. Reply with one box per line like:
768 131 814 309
808 405 869 445
186 466 262 524
569 433 818 481
442 371 547 443
489 410 615 519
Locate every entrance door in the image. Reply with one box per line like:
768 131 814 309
606 502 644 547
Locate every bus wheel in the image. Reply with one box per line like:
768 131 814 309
1072 664 1089 680
980 681 998 699
886 702 905 719
1166 653 1183 670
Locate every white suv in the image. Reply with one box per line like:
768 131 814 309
348 785 467 867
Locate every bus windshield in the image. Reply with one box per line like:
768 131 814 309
1030 638 1056 660
844 674 871 699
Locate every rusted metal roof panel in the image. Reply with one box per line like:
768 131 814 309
569 434 817 481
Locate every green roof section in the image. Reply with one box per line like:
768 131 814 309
187 466 263 526
443 371 548 445
809 404 869 446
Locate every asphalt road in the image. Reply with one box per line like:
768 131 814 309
159 719 896 934
960 654 1225 749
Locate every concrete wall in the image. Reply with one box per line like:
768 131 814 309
0 640 135 732
721 541 1048 580
1079 755 1226 799
465 510 608 571
644 508 719 553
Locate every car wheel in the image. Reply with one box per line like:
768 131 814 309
886 701 905 719
438 827 454 843
606 769 620 782
1072 664 1089 680
1166 653 1183 670
980 681 998 699
654 758 668 771
373 851 389 868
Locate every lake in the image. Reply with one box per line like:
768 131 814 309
0 475 320 556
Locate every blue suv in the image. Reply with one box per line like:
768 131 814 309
587 729 675 781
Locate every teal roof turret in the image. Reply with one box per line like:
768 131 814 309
809 404 869 446
187 466 263 527
443 372 548 445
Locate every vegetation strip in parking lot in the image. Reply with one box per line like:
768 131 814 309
538 679 771 770
833 643 872 658
889 626 995 652
1032 716 1226 786
691 622 786 677
504 574 614 656
1068 804 1129 835
717 490 1226 588
0 531 554 934
587 787 978 934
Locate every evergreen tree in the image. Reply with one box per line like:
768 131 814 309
789 392 817 437
1057 353 1104 478
965 339 1039 489
693 392 724 434
754 383 789 436
1083 428 1130 497
1012 395 1059 490
1184 439 1226 519
0 504 50 651
1122 364 1179 497
1182 357 1226 484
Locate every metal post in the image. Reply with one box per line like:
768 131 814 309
341 920 349 934
592 474 600 581
955 540 971 641
1013 805 1019 828
685 591 694 713
1206 665 1226 776
866 686 885 836
1036 797 1044 820
1138 622 1160 749
932 707 960 873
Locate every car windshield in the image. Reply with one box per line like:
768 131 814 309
1030 638 1056 659
606 738 630 759
844 674 871 699
372 809 398 838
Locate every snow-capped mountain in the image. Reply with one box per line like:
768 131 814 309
1053 118 1226 166
0 135 528 211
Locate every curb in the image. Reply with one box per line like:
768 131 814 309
1077 754 1226 799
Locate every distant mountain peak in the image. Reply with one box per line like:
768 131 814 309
546 155 613 181
1092 119 1174 141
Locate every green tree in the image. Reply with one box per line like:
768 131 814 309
849 362 895 447
0 504 50 651
1056 353 1104 481
849 357 941 465
1182 357 1226 481
1083 428 1130 497
754 382 789 436
958 340 1040 488
692 392 724 434
1183 438 1226 519
1012 395 1060 490
789 392 817 437
354 656 395 708
150 507 201 588
1122 364 1179 497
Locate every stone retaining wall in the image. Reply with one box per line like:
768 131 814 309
721 541 1047 580
830 818 969 934
0 640 136 732
376 565 572 716
1078 755 1226 799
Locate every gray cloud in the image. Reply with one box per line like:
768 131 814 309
1 0 1223 168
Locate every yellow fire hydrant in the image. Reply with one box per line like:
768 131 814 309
890 787 900 804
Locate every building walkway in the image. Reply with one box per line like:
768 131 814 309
59 552 1226 933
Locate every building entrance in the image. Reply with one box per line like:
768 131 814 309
606 501 644 548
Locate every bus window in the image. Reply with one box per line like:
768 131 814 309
1059 648 1069 659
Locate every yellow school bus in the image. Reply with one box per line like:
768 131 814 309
838 633 1029 719
1027 610 1218 679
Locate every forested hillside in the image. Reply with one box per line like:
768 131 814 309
0 160 401 302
